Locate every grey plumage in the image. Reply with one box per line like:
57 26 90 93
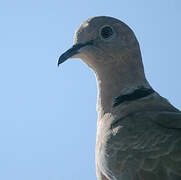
96 95 181 180
58 16 181 180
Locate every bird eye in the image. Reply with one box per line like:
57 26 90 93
99 25 115 40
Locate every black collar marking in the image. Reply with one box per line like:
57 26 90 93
113 87 155 107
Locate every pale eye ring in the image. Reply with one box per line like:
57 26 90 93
99 25 115 40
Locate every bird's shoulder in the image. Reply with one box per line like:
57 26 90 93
103 110 181 180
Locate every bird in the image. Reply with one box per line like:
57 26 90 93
57 16 181 180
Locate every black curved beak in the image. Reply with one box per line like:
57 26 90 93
57 41 93 66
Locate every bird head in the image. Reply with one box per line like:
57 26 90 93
58 16 142 72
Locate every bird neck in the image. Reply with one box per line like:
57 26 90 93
94 58 150 118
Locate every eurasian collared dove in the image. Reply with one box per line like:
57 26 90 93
58 16 181 180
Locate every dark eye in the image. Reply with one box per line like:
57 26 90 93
100 26 114 39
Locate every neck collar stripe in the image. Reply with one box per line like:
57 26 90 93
113 87 155 107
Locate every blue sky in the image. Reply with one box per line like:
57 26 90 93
0 0 181 180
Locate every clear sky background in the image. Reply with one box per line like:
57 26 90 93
0 1 181 180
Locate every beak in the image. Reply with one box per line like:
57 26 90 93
57 41 93 66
